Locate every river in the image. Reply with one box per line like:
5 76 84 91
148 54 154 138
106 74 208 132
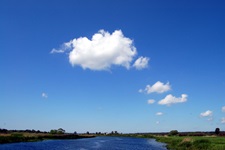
0 136 167 150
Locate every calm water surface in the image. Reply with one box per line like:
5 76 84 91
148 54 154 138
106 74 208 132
0 136 167 150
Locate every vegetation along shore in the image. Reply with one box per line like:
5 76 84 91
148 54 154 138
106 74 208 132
115 129 225 150
0 128 95 144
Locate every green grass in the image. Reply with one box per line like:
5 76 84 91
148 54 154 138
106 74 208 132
154 136 225 150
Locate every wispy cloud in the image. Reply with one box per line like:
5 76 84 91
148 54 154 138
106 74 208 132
156 112 163 116
200 110 213 117
50 48 66 54
139 81 171 94
41 92 48 98
158 94 187 106
147 99 155 104
222 106 225 112
156 121 160 124
51 29 149 71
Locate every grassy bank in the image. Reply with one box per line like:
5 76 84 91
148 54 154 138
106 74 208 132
142 135 225 150
0 133 95 144
106 133 225 150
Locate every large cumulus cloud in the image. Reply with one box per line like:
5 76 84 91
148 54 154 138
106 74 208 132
51 29 149 71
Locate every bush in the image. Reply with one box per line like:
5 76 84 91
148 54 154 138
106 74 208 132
169 130 179 136
50 130 58 134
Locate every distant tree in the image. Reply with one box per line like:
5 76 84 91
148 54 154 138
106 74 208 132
169 130 179 136
25 129 31 133
50 129 57 134
36 130 41 133
215 128 220 135
86 131 89 135
74 131 77 135
0 128 8 134
57 128 65 134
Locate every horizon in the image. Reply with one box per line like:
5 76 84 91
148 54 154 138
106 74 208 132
1 0 225 133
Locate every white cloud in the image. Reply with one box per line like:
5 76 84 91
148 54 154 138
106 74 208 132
140 81 171 94
222 106 225 112
156 112 163 116
156 121 160 124
200 110 213 117
158 94 187 106
221 117 225 124
51 29 149 71
50 48 65 54
42 92 48 98
133 56 149 70
147 99 155 104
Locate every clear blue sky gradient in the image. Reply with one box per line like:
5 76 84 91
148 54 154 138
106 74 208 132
1 0 225 133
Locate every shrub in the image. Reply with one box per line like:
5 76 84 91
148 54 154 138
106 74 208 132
169 130 179 136
50 130 58 134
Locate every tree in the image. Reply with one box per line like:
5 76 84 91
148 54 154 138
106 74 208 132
50 129 57 134
0 128 8 134
169 130 179 136
57 128 65 134
215 128 220 135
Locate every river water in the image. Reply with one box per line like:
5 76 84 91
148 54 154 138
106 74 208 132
0 136 167 150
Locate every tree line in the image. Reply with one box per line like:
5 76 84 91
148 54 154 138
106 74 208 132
0 128 48 134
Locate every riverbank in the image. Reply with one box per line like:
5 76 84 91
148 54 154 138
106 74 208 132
0 133 95 144
104 133 225 150
154 135 225 150
129 134 225 150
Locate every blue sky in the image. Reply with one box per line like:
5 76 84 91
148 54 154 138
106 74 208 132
1 0 225 133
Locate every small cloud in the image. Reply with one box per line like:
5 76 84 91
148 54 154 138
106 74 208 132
156 112 163 116
156 121 160 124
221 117 225 124
133 56 149 70
140 81 171 94
147 99 155 104
50 48 66 54
200 110 213 117
42 92 48 98
222 106 225 112
51 29 151 71
158 94 187 106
